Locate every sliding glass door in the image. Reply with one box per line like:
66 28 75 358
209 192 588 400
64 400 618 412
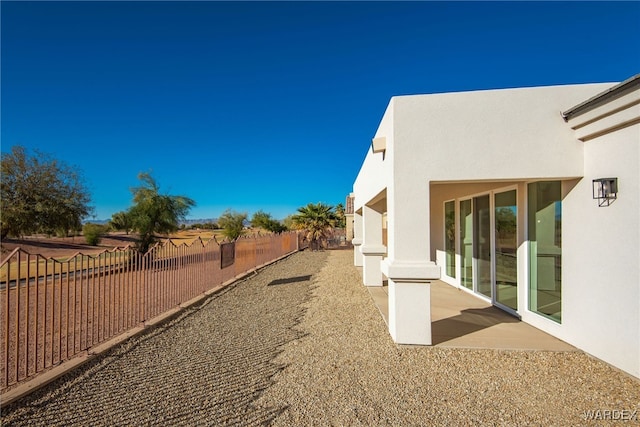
495 190 518 311
444 200 456 278
457 190 518 313
528 181 562 322
473 195 492 298
459 199 473 290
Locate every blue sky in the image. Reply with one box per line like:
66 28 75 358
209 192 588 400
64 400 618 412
2 1 639 221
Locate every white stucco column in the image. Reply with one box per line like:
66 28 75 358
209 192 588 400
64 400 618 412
352 211 363 267
385 270 437 344
361 205 386 286
382 181 440 345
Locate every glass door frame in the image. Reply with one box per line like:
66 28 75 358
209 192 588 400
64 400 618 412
473 194 492 300
456 186 520 317
492 186 519 317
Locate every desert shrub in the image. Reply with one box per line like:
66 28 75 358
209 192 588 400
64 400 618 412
190 222 218 230
83 223 105 246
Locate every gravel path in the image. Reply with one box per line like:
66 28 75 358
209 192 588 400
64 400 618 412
1 251 328 426
2 250 639 426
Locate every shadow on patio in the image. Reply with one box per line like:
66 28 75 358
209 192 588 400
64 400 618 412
367 279 577 351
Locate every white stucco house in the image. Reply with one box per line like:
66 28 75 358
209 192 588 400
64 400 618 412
351 74 640 378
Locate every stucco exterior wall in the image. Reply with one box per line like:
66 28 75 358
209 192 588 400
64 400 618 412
353 100 394 213
394 84 613 181
352 79 639 377
559 123 640 377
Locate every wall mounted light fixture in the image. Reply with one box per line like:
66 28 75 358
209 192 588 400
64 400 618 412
592 178 618 207
371 137 386 154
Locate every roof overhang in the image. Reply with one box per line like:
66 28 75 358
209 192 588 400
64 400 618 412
562 74 640 122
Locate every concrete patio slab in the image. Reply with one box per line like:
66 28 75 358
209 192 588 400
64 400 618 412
367 279 577 351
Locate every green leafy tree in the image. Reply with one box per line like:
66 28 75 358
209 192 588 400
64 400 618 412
282 214 295 230
291 202 337 251
218 209 247 241
109 211 133 234
267 220 287 233
1 145 93 238
250 210 288 233
334 203 346 228
128 172 195 253
250 210 271 229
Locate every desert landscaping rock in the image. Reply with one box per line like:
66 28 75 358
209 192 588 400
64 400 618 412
2 250 639 426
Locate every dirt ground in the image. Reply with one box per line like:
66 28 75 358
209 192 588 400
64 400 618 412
0 229 243 261
0 233 141 260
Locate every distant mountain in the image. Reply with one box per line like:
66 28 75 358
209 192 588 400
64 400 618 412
85 218 219 226
180 218 219 226
84 219 110 225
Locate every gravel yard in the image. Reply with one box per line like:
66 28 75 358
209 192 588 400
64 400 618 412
255 251 640 426
2 249 639 426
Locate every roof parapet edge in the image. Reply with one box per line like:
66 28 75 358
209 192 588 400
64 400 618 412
562 74 640 122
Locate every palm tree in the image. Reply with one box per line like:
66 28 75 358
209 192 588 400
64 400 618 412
291 202 337 251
